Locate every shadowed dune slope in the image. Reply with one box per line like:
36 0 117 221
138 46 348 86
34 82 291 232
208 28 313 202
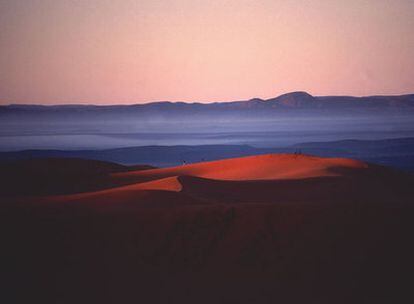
0 157 155 196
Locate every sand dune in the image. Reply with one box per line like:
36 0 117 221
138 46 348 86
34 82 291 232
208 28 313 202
37 152 412 208
4 154 414 303
42 154 370 204
113 153 368 183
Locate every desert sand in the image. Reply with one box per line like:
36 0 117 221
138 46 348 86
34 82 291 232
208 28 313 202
2 154 414 304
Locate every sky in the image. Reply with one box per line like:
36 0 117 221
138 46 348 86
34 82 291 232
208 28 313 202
0 0 413 105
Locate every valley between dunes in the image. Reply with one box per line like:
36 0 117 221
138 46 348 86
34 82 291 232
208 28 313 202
3 154 414 303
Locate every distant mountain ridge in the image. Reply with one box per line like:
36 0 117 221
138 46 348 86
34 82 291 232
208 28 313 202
2 91 414 114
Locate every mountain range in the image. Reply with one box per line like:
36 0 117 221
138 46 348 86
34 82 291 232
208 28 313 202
2 91 414 116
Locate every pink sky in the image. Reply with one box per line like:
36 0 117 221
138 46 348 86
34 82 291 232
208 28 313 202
1 0 413 105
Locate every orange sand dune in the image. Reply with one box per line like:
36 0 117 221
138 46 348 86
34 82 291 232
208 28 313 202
47 154 370 204
113 153 368 184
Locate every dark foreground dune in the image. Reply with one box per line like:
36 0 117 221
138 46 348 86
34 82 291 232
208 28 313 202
2 154 414 303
